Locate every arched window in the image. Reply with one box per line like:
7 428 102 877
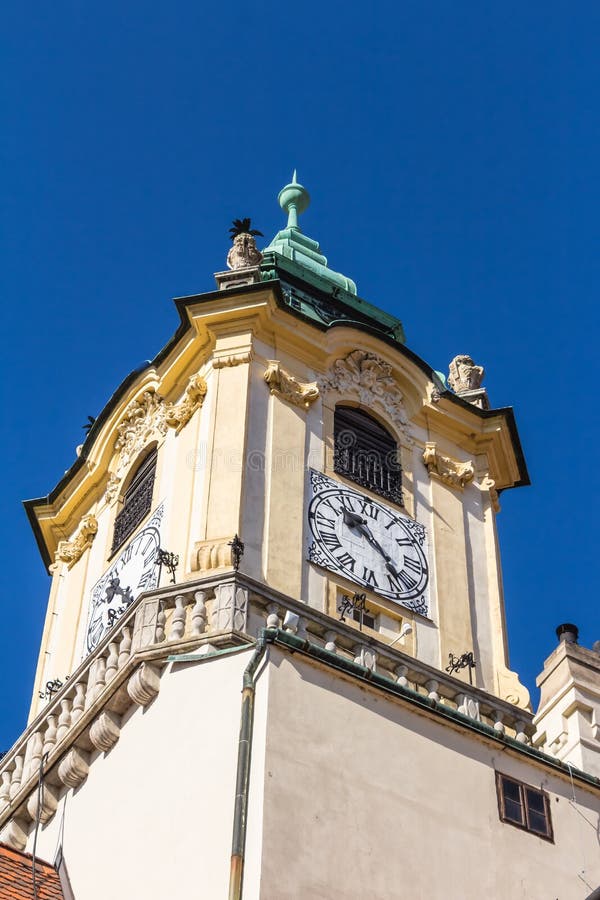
334 406 402 506
111 446 158 554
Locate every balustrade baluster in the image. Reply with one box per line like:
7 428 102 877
324 631 338 653
89 657 107 704
266 604 280 629
118 626 132 669
170 596 187 641
24 733 43 783
105 641 119 682
191 591 208 636
493 711 505 735
514 720 528 744
42 715 58 756
156 603 166 642
426 679 439 702
0 770 11 812
71 684 86 724
395 665 409 688
8 756 23 801
56 699 72 742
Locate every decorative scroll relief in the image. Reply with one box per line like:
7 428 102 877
423 443 474 490
264 360 319 409
164 374 207 435
105 472 121 505
55 515 98 568
318 350 412 445
114 390 168 469
111 378 207 482
480 475 501 513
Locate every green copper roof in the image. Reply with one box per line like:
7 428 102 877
261 173 406 345
265 172 357 296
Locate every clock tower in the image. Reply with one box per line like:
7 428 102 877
1 177 599 900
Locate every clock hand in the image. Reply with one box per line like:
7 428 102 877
342 510 402 577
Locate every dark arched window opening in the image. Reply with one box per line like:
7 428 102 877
334 406 402 506
111 446 158 554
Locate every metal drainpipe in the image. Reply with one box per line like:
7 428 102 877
228 629 272 900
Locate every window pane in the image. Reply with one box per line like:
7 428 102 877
527 811 549 836
501 778 521 803
525 788 545 814
500 777 525 825
525 789 549 835
503 797 525 825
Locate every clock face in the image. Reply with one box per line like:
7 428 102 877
307 470 429 616
85 503 165 655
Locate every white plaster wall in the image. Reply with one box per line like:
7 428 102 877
26 649 263 900
259 648 600 900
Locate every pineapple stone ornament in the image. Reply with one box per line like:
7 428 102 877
226 217 264 270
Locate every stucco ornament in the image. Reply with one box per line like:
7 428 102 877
213 351 253 369
480 475 501 513
319 350 412 443
105 472 121 505
165 374 208 435
448 355 490 409
448 355 485 392
264 360 319 409
55 514 98 567
227 233 263 270
422 442 474 490
191 537 237 572
114 390 168 468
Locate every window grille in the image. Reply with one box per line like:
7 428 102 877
496 773 553 840
111 447 157 554
334 406 402 506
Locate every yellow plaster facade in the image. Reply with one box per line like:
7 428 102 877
26 277 530 723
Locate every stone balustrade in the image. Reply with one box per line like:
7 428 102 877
0 571 534 849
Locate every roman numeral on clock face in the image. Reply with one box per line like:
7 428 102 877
314 511 336 530
358 500 379 520
137 570 155 590
362 567 379 588
404 557 422 575
397 570 417 591
335 551 356 572
321 531 342 551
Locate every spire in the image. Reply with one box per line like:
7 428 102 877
265 173 357 295
278 171 310 230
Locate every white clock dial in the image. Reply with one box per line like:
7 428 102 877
85 503 165 655
307 470 429 616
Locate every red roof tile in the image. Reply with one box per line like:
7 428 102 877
0 844 64 900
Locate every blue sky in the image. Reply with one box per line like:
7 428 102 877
1 1 598 749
